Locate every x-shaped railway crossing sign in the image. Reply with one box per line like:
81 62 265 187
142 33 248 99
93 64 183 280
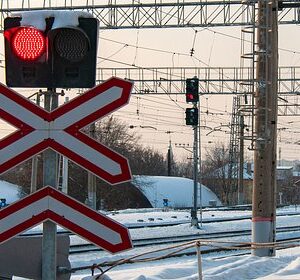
0 77 133 185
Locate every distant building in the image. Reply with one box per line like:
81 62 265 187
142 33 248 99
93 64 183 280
206 163 300 205
277 166 293 181
133 176 222 208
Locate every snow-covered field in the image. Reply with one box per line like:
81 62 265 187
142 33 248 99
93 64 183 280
76 247 300 280
69 207 300 280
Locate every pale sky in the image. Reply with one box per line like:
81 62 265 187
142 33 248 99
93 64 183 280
0 1 300 164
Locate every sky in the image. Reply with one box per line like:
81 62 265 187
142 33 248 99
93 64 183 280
0 1 300 164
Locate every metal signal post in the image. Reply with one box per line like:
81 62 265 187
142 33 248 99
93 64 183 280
186 78 200 228
191 103 199 228
42 88 58 280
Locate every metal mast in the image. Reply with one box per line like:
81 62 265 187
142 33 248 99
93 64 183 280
228 96 240 205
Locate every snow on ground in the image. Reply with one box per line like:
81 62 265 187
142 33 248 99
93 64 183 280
2 180 300 279
72 247 300 280
69 207 300 280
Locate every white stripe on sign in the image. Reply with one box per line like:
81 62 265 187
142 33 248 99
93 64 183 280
53 87 123 129
51 131 122 175
0 130 48 164
0 198 49 234
0 94 45 129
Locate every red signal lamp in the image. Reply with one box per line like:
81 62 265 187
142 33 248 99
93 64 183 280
187 93 195 100
11 27 46 61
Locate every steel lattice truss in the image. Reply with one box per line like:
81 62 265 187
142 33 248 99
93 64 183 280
96 66 300 116
0 0 299 30
97 66 300 95
97 66 300 94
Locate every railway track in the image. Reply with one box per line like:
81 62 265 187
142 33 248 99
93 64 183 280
120 211 300 229
20 211 300 237
69 225 300 255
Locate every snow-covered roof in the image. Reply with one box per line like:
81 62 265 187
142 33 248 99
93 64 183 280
293 171 300 177
277 166 293 170
0 180 21 204
133 176 222 208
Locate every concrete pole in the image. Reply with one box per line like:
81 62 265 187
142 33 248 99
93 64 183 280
42 89 58 279
238 115 244 205
252 0 278 257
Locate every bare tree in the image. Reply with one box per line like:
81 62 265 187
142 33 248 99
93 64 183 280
201 142 233 205
94 116 139 155
1 116 168 209
93 116 167 175
172 157 193 179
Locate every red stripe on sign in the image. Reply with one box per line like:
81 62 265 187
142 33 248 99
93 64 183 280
64 78 132 129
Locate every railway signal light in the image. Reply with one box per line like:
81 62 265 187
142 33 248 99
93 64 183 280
186 77 199 103
185 107 198 126
11 27 46 61
4 15 98 88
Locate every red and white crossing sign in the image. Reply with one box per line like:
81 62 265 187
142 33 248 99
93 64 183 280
0 186 132 253
0 78 133 184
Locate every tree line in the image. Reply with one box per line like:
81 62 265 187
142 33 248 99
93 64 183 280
1 116 247 208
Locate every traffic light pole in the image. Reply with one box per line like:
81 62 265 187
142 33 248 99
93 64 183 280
191 104 199 228
42 89 58 280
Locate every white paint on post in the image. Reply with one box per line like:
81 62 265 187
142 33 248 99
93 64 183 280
252 220 275 256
